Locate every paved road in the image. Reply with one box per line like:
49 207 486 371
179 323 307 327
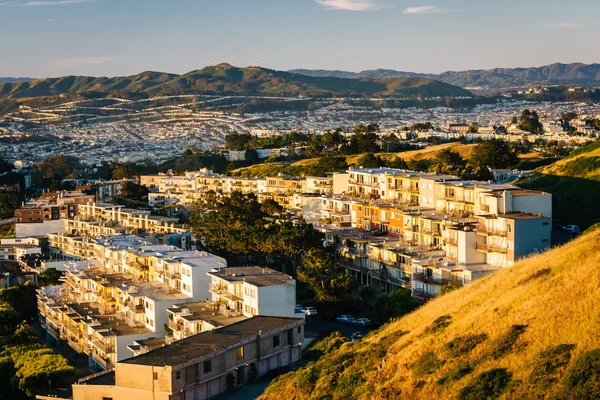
304 316 374 338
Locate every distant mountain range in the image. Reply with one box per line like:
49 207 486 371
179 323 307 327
0 64 470 104
0 77 33 83
289 63 600 89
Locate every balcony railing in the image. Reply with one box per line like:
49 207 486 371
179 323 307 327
476 225 508 237
476 243 508 254
412 289 437 300
413 273 451 286
445 237 459 247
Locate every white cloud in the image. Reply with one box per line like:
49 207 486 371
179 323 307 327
48 56 113 72
47 18 55 21
315 0 384 11
545 21 580 29
403 5 446 14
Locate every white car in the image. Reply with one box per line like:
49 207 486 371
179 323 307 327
561 225 581 234
353 318 371 327
336 315 355 324
301 307 318 316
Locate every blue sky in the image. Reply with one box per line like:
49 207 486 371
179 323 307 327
0 0 598 77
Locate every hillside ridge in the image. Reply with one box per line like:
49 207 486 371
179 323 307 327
290 62 600 89
260 227 600 399
0 64 471 102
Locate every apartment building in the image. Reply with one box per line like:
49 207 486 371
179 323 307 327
318 167 552 300
140 170 332 210
72 317 305 400
14 191 95 223
0 237 43 266
37 248 227 369
207 266 297 318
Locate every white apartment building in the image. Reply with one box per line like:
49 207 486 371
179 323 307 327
207 266 297 319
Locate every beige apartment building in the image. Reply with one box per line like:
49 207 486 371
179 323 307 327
71 317 305 400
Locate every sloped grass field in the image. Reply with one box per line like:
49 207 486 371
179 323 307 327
260 228 600 399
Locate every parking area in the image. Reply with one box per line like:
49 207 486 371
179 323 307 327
304 316 374 338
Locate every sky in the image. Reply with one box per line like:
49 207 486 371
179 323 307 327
0 0 598 78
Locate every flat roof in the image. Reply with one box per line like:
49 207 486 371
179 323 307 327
208 266 294 287
499 212 548 220
119 316 303 366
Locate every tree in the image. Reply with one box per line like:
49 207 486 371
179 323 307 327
298 248 353 302
470 139 519 170
355 132 380 153
374 288 419 322
439 280 463 296
244 149 260 164
518 109 543 133
387 156 409 169
111 164 134 180
431 149 466 175
34 155 80 180
38 268 62 286
119 181 149 201
0 191 23 219
355 153 385 168
0 158 13 174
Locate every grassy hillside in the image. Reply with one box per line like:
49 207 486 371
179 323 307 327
0 64 471 104
231 143 478 177
261 228 600 400
515 141 600 228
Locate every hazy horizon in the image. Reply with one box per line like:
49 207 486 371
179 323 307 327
1 0 598 78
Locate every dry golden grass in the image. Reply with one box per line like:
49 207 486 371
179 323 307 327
260 229 600 399
539 144 600 179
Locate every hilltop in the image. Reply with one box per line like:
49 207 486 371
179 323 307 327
260 227 600 399
290 62 600 89
0 64 470 103
515 141 600 228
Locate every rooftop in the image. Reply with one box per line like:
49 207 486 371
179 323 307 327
119 316 303 366
208 266 294 287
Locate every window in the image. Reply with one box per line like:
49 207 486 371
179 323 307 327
542 222 549 226
507 224 513 233
273 334 280 347
176 371 181 380
236 346 244 360
102 397 113 400
203 360 212 374
297 326 302 334
153 372 158 380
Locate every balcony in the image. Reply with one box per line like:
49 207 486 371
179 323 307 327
422 229 442 236
91 352 113 370
412 289 437 301
476 225 508 237
413 273 451 286
445 237 459 247
476 243 508 254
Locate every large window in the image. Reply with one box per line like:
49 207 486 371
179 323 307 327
273 334 280 348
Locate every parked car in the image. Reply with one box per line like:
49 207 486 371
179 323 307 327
561 225 581 234
336 315 355 324
353 318 371 327
301 306 318 316
295 304 304 313
351 332 364 342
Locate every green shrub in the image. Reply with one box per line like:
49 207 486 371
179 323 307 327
563 156 600 176
529 344 575 388
437 363 473 386
411 351 445 376
425 315 452 334
445 334 488 357
490 325 528 358
457 368 512 400
562 348 600 398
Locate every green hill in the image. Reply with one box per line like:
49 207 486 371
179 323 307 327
0 64 471 103
260 227 600 399
515 141 600 228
